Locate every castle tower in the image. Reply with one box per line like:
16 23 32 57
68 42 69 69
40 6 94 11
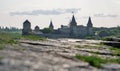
69 14 77 27
34 26 40 32
69 14 77 36
87 17 93 36
22 20 32 35
49 20 54 30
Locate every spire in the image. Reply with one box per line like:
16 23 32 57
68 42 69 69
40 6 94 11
88 17 92 23
70 14 77 27
87 17 94 36
72 15 76 23
87 17 93 28
49 20 54 29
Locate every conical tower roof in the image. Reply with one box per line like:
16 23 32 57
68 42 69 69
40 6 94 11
49 20 54 29
87 17 93 27
70 14 77 26
24 20 30 24
50 20 53 26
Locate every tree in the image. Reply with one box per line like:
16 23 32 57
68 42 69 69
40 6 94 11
42 28 53 34
98 30 110 38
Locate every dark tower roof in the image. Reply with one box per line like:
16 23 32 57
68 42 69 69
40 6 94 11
70 14 77 26
22 19 31 35
49 20 54 29
23 20 31 27
24 20 30 24
87 17 93 28
34 25 40 31
35 26 40 30
50 20 53 26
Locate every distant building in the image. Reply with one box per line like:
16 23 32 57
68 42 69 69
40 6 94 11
22 14 94 38
49 20 54 30
69 14 77 36
22 20 32 35
58 14 94 38
34 26 40 32
87 17 94 36
34 26 43 34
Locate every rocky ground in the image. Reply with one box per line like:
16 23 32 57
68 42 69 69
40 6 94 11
0 38 120 71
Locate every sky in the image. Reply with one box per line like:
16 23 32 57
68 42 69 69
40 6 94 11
0 0 120 29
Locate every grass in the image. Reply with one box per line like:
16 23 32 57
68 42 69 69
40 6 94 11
75 45 83 48
75 54 106 68
0 32 46 50
0 32 20 50
76 54 120 68
109 58 120 64
0 56 3 61
74 38 120 68
0 32 20 44
0 44 5 50
21 35 46 41
110 47 120 56
0 32 45 43
75 43 120 68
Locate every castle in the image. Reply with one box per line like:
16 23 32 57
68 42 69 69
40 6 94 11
22 14 94 38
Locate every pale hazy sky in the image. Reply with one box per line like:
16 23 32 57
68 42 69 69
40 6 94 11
0 0 120 29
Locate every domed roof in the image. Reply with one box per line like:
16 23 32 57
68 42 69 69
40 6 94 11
35 26 40 29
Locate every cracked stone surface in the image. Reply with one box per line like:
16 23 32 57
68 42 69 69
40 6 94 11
0 38 120 71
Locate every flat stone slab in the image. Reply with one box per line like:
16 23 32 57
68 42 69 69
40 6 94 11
0 38 120 71
103 64 120 70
